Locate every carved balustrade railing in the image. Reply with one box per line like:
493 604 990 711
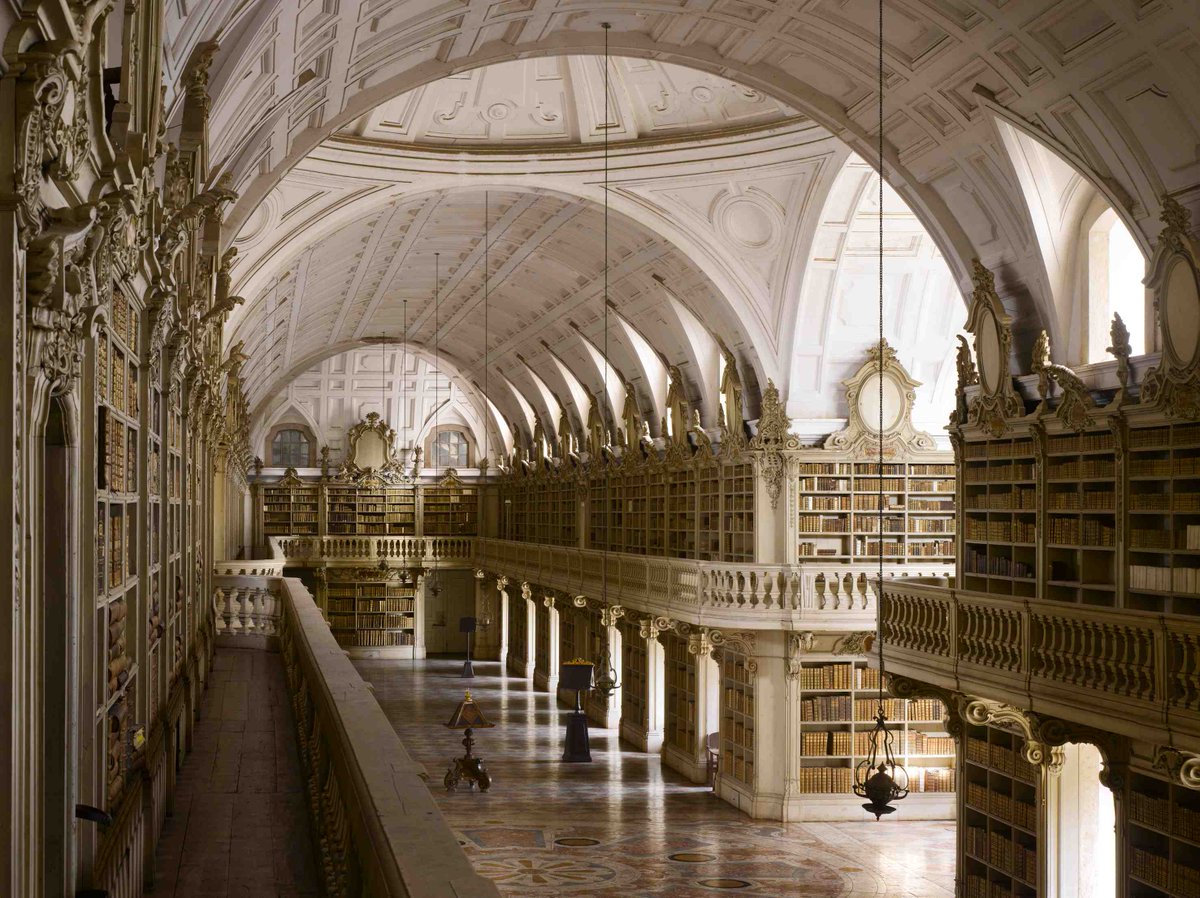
212 583 280 638
881 579 1200 749
273 536 474 565
477 538 949 630
209 574 499 897
213 559 287 576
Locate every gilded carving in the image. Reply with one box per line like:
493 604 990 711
749 379 797 508
825 339 936 457
964 261 1024 436
1031 330 1095 431
1142 196 1200 418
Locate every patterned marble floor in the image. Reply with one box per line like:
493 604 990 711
356 658 955 898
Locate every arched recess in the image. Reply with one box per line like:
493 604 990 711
37 393 79 895
226 178 776 412
249 343 509 470
988 110 1150 367
785 154 964 436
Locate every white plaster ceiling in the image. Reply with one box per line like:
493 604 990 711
341 56 798 146
166 0 1200 372
252 345 496 468
231 184 751 441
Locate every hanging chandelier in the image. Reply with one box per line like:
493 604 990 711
591 22 620 702
851 0 908 820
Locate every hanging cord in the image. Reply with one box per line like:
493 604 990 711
876 0 886 718
602 22 612 631
439 252 444 477
402 299 408 455
484 192 490 473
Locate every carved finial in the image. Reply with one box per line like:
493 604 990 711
956 335 979 388
971 258 996 296
751 379 790 447
1032 329 1052 404
1161 196 1191 250
1107 312 1132 397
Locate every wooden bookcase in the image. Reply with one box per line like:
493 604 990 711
508 591 527 672
794 659 955 817
664 633 697 755
720 648 755 787
323 569 418 656
423 475 478 536
1127 770 1200 898
262 476 320 536
1127 420 1200 616
620 619 648 736
95 290 142 812
962 722 1042 898
796 460 956 563
961 436 1039 596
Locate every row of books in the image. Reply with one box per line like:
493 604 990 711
966 783 1037 830
965 828 1037 885
1130 565 1200 594
801 730 954 756
794 664 881 691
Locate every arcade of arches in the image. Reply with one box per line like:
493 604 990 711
4 1 1200 896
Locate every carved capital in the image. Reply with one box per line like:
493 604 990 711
1154 747 1200 791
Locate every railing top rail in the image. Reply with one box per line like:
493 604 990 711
280 577 500 898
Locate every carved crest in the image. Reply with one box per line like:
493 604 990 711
824 339 936 457
749 379 798 509
1142 197 1200 418
964 261 1024 436
1031 330 1095 431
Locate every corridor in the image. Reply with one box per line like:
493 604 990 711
356 659 955 898
152 648 321 897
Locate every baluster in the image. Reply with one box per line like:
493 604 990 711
226 588 242 634
240 589 255 633
213 589 226 635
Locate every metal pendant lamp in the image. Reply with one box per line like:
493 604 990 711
852 0 909 820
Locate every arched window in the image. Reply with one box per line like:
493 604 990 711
272 429 311 467
431 430 470 468
1088 210 1146 362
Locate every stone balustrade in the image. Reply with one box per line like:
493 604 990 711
273 535 475 564
477 538 950 630
212 559 287 576
206 573 498 897
212 584 279 637
881 578 1200 749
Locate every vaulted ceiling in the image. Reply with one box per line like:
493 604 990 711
163 1 1200 444
166 0 1200 361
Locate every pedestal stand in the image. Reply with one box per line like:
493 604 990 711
562 690 592 763
461 619 476 678
444 727 491 791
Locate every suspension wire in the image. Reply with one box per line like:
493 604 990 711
484 191 490 473
402 299 408 454
439 250 444 477
876 0 886 716
602 22 611 625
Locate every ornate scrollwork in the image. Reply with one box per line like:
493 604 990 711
965 261 1024 436
888 676 963 737
824 339 937 457
956 334 979 390
832 631 874 656
1107 313 1133 404
749 379 798 508
1142 196 1200 418
1031 330 1095 431
1154 747 1200 791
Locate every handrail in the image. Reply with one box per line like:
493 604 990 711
881 578 1200 749
477 538 951 630
273 535 475 564
276 576 500 897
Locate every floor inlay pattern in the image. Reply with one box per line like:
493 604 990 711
356 659 955 897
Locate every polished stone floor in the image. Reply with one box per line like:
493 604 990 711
356 658 955 898
153 647 321 897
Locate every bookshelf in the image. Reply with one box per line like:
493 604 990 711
508 591 528 672
961 435 1039 598
664 633 697 756
620 619 648 738
794 659 955 817
1127 770 1200 898
697 463 721 560
796 460 956 563
423 474 478 536
95 290 141 812
262 474 320 536
720 648 755 787
323 568 419 658
723 460 755 562
1127 420 1200 616
535 599 551 680
962 722 1042 898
